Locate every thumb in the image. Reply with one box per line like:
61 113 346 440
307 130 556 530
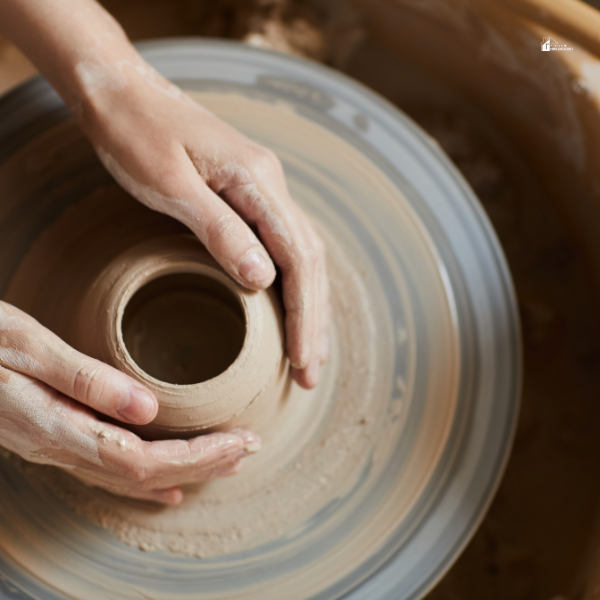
0 304 157 424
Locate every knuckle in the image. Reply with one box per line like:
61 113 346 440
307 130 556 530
0 309 27 348
0 332 37 370
291 246 319 276
72 363 104 404
205 213 240 242
248 146 281 179
124 462 147 484
140 480 156 492
150 162 188 198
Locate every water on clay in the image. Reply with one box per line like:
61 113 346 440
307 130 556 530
0 3 599 600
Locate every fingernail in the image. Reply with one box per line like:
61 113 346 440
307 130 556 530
243 442 261 454
117 387 156 424
233 443 261 459
238 250 274 286
307 359 320 389
159 487 183 505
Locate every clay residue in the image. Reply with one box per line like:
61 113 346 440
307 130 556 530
2 0 600 598
0 89 460 599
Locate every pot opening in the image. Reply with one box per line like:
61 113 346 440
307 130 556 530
121 272 246 385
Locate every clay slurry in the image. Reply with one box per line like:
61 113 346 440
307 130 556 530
121 273 246 385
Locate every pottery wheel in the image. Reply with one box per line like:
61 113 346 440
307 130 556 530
0 40 520 599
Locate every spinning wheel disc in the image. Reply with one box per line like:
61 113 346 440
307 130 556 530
0 40 520 600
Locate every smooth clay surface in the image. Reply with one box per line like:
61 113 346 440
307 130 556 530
7 226 289 439
0 88 465 598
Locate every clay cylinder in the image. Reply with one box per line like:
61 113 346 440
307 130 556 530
70 234 289 440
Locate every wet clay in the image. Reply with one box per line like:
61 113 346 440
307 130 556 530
2 0 600 598
4 181 289 439
122 272 246 386
0 89 460 584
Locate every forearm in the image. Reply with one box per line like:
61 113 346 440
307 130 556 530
0 0 139 113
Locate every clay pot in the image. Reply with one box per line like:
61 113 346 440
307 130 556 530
70 234 289 440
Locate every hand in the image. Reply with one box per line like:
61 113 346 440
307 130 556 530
0 302 260 504
0 0 329 387
77 58 330 389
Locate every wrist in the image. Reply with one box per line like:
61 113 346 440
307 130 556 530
0 0 138 118
69 45 142 117
76 54 189 135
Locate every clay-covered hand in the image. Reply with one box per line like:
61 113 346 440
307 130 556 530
0 302 259 504
0 0 329 389
76 59 329 389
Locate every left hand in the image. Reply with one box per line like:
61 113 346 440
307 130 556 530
0 301 260 505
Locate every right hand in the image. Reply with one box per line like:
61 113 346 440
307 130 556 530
0 301 260 504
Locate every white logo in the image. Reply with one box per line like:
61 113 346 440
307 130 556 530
541 36 573 51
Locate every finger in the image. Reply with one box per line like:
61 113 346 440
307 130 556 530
149 150 277 290
85 423 254 491
228 428 262 453
144 486 183 505
0 302 157 425
74 426 245 492
292 360 318 390
290 217 330 386
118 432 246 490
291 234 330 386
0 365 104 469
210 460 244 479
315 235 331 365
145 432 244 467
264 211 322 385
77 472 184 505
189 143 327 383
78 475 184 505
218 162 323 375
